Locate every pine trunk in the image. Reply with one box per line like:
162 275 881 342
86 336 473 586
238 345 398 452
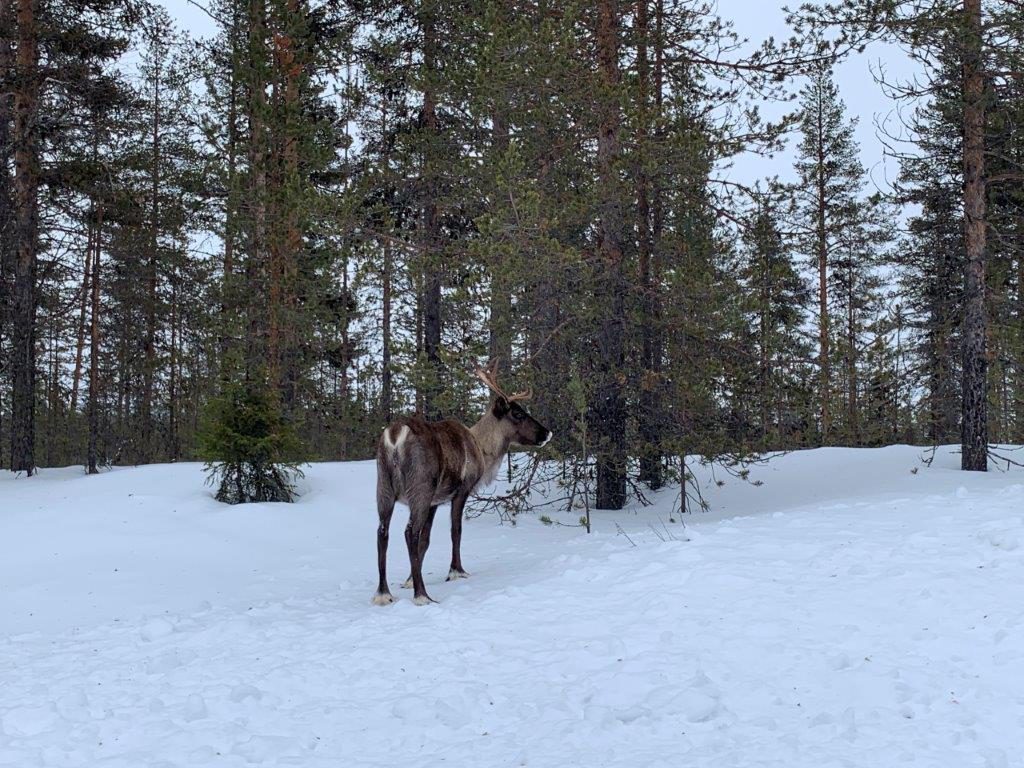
421 6 443 420
488 107 513 366
960 0 988 471
168 262 179 460
815 103 831 444
70 222 93 414
593 0 627 510
379 100 393 423
270 0 303 411
10 0 38 475
87 207 104 474
381 238 393 423
246 0 268 379
142 55 162 463
636 0 662 490
846 263 858 443
759 260 771 448
220 0 240 371
0 0 13 468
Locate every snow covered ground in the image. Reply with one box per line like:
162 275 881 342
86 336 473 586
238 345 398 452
2 445 1023 767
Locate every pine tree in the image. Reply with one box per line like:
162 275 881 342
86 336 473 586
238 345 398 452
795 0 1024 467
893 52 964 445
198 0 352 500
738 192 811 449
1 0 135 474
792 61 881 445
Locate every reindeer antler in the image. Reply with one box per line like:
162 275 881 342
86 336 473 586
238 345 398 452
474 357 503 396
474 357 532 402
507 385 532 402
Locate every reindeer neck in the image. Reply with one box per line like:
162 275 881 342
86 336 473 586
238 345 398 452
468 413 511 476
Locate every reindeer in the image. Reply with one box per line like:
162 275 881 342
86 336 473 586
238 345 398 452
372 359 552 605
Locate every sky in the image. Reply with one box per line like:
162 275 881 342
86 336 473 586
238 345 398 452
161 0 923 195
715 0 922 194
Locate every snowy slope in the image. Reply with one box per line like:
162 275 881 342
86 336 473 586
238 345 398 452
2 446 1023 767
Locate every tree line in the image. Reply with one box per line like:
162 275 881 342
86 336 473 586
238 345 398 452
1 0 1022 506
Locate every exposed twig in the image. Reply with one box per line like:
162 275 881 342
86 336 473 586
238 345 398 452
615 523 637 547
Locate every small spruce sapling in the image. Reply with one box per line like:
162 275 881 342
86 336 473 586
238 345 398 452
199 380 305 504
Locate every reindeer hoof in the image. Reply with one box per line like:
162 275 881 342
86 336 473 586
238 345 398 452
371 591 396 606
446 568 470 581
412 594 436 606
400 577 413 589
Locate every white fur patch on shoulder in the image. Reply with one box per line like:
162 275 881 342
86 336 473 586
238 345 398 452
382 427 394 450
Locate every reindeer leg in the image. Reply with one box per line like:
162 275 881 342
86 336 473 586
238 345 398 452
447 491 470 581
372 489 396 606
402 505 437 588
405 505 435 605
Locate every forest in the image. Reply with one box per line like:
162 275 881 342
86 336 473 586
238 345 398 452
1 0 1022 508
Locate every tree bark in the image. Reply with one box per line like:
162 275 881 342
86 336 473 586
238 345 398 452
381 238 393 423
10 0 39 475
0 0 15 469
87 206 104 474
420 4 443 420
815 90 831 445
169 260 179 460
245 0 269 382
70 223 93 414
379 101 393 423
268 0 303 410
219 0 240 373
142 49 162 463
846 260 858 443
488 106 514 366
593 0 627 510
960 0 988 471
636 0 663 490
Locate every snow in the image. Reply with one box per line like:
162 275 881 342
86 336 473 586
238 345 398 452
2 445 1023 766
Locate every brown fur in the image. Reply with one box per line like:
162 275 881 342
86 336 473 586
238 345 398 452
373 397 551 605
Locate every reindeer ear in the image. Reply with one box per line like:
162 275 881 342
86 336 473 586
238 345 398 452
492 396 510 418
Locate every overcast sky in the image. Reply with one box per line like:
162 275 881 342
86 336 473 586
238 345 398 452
161 0 922 195
716 0 921 194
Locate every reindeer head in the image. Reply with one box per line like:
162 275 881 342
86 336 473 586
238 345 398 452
474 358 552 448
